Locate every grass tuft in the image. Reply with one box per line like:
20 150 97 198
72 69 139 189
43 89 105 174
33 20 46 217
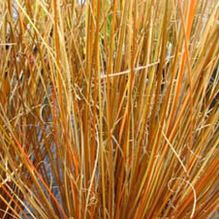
0 0 219 218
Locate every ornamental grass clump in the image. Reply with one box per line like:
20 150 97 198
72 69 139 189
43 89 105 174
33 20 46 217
0 0 218 218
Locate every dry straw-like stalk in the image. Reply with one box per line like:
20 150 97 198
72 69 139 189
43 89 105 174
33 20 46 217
0 0 218 218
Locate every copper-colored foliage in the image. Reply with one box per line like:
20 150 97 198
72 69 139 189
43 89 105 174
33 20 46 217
0 0 218 218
